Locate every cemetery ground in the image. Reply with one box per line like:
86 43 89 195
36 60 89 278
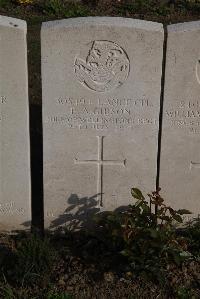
0 189 199 298
0 1 200 299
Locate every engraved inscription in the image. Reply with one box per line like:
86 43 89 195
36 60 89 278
0 202 25 215
46 211 55 217
0 96 7 122
74 136 126 207
190 161 200 170
196 58 200 85
165 100 200 134
57 97 150 107
46 96 157 131
0 96 6 104
74 41 130 92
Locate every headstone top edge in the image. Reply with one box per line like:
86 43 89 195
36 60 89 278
0 15 27 31
41 17 163 32
168 20 200 33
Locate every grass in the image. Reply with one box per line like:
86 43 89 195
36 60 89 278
41 0 90 18
0 234 72 299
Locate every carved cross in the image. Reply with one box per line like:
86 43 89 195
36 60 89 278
190 161 200 170
74 136 126 207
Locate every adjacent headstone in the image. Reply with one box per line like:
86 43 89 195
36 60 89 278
42 17 164 229
0 16 31 231
160 21 200 216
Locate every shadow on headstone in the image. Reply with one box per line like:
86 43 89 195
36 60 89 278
50 193 130 231
21 221 32 228
50 193 101 230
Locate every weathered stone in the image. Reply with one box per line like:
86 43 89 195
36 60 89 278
0 16 31 231
42 17 164 228
160 21 200 216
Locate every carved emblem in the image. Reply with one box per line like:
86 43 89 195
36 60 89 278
196 59 200 85
74 40 130 92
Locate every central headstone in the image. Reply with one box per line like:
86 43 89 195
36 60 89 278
42 17 164 228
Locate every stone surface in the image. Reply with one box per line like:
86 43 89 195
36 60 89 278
160 21 200 216
42 17 164 229
0 16 31 231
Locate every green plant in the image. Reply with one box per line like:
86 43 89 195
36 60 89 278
185 0 200 14
0 281 33 299
13 235 57 286
184 216 200 257
62 3 89 18
47 291 73 299
115 0 162 15
42 0 89 17
96 188 192 283
42 0 66 15
0 0 12 8
0 283 16 299
114 0 200 17
176 285 195 299
153 4 170 16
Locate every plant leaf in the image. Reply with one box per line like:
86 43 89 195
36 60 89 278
180 251 192 257
172 214 183 223
177 209 192 215
131 188 145 200
148 229 158 238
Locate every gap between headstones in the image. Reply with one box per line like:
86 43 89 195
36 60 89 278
156 25 168 191
27 22 44 232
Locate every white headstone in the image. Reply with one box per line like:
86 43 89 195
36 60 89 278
160 21 200 216
0 16 31 231
42 17 164 228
